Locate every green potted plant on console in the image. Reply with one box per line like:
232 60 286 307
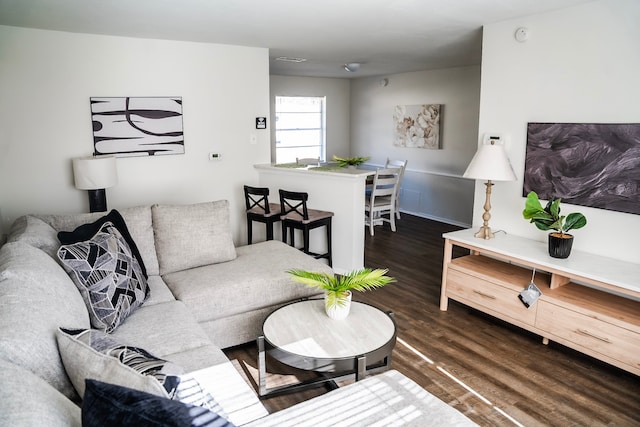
522 191 587 258
287 268 395 319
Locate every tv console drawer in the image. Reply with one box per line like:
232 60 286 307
447 268 537 326
536 300 640 370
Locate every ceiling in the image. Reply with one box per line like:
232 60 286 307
0 0 594 78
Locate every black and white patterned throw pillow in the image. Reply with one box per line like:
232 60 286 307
57 221 149 333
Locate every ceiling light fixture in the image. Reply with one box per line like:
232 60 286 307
344 63 361 72
275 56 307 63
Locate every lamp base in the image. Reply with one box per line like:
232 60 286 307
474 225 495 240
87 189 107 213
475 180 495 240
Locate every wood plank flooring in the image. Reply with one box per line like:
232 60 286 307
224 214 640 426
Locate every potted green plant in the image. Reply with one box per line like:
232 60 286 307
522 191 587 258
287 268 395 319
332 155 370 169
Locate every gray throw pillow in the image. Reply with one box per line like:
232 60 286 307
57 328 225 416
57 221 149 333
152 201 237 275
56 328 183 399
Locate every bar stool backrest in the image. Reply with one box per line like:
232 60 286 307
279 190 310 221
244 185 272 214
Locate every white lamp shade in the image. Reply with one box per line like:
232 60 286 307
463 142 517 181
73 156 118 190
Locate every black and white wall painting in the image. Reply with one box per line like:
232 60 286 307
524 122 640 215
91 97 184 157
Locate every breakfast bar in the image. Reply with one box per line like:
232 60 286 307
254 163 374 274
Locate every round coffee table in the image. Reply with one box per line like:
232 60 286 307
257 299 396 397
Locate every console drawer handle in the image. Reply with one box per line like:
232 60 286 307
473 290 496 300
576 328 611 343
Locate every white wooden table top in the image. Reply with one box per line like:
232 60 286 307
262 300 395 359
443 229 640 298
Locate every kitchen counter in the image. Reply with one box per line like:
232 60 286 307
254 163 375 273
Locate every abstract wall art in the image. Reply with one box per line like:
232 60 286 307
90 97 184 157
523 122 640 215
393 104 442 149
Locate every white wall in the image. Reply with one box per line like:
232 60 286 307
0 26 270 243
269 75 351 162
350 67 481 226
476 0 640 263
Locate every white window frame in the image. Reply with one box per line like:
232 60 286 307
274 96 326 164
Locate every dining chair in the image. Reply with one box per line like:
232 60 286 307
385 158 407 219
279 189 333 266
364 167 402 236
243 185 281 244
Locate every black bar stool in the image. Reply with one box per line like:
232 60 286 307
279 190 333 266
243 185 281 244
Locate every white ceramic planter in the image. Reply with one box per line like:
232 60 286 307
324 290 352 320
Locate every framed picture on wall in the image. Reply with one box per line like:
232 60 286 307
393 104 442 149
90 97 184 157
523 122 640 215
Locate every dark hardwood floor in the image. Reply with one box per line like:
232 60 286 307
225 214 640 426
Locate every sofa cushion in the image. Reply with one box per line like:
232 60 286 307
109 301 214 369
0 359 81 427
162 240 330 324
57 221 149 333
7 215 60 258
145 275 176 306
37 205 160 276
82 379 235 427
0 241 90 400
152 201 237 275
57 209 148 279
56 328 183 399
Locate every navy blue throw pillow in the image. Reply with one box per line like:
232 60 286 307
57 209 148 278
82 379 236 427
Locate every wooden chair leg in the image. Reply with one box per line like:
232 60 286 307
303 227 310 254
247 218 253 244
390 208 397 232
326 219 332 267
266 221 274 241
289 226 295 248
370 211 375 236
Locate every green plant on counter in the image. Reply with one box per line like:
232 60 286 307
332 155 370 167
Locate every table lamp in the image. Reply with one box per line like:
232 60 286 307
463 137 516 239
73 155 118 213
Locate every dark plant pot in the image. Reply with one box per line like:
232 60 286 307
548 232 574 259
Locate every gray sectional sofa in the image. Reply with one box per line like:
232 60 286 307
0 200 477 426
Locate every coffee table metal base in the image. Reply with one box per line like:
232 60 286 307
256 335 393 398
255 303 395 398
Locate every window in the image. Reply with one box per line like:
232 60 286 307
275 96 326 164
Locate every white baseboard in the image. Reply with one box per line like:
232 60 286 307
398 210 471 229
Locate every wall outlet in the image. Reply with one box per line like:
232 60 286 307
209 152 222 161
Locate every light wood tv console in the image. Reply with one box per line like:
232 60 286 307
440 229 640 376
